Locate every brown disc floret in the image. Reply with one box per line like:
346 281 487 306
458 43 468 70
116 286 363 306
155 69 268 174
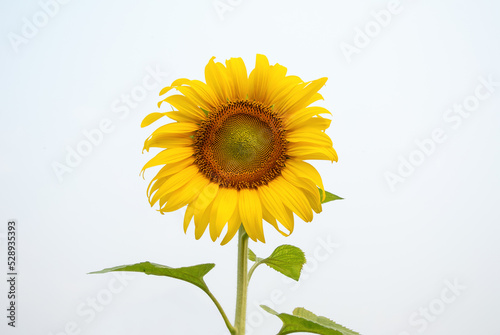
194 100 287 189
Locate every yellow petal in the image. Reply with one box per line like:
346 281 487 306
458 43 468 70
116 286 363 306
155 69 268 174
284 106 332 129
159 78 190 96
238 188 265 242
281 168 322 214
141 147 194 175
302 186 322 214
287 143 338 162
261 196 291 236
248 54 271 103
267 75 303 108
159 173 210 213
141 112 167 128
272 176 313 222
163 95 206 121
267 63 288 91
298 115 332 131
258 184 294 233
285 159 326 201
147 177 167 200
225 57 248 100
275 78 327 116
157 189 174 210
143 133 192 152
162 111 197 123
283 206 294 233
306 92 324 106
261 63 290 104
205 57 231 104
150 174 185 207
186 79 220 108
146 157 194 188
220 207 241 245
194 202 214 240
210 188 238 241
183 202 195 232
194 183 219 239
286 129 333 146
150 122 199 137
175 84 215 112
157 165 199 197
261 204 277 226
147 157 195 197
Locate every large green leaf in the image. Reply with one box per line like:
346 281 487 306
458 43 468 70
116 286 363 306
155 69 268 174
90 262 236 334
90 261 214 291
319 189 343 204
252 245 306 281
261 306 360 335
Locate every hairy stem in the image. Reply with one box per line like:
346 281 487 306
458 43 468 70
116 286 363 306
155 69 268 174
234 226 249 334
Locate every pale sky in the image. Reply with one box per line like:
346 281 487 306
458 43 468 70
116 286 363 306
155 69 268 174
1 0 500 334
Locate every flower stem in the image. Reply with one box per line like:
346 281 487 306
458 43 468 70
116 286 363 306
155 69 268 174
234 226 249 334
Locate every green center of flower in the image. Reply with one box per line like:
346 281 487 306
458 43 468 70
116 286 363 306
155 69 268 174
194 100 287 189
213 114 274 174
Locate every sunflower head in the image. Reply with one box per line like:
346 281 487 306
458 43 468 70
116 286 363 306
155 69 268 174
141 55 337 244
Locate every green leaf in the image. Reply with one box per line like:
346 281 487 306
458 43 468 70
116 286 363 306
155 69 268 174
90 261 214 291
248 249 257 262
200 107 210 116
319 189 343 204
260 245 306 281
261 306 360 335
90 262 236 334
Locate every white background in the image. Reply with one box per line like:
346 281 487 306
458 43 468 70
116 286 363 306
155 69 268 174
1 0 499 334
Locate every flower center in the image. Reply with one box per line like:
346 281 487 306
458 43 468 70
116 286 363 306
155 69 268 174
194 100 287 189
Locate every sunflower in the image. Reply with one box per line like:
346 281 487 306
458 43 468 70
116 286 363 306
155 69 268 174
141 55 337 244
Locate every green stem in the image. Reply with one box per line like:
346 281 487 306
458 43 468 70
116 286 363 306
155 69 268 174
234 226 249 334
206 290 236 335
